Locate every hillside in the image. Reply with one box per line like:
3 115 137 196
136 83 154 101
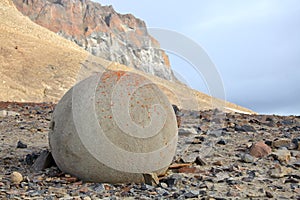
12 0 174 81
0 0 254 114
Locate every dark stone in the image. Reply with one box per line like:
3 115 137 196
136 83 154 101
282 120 294 125
17 140 27 148
184 190 199 198
161 177 176 187
172 192 180 198
235 125 256 132
195 156 207 166
284 178 299 183
265 191 274 198
242 170 256 182
32 150 56 172
265 140 272 146
195 136 205 141
217 139 227 145
226 178 241 185
292 138 299 149
25 152 39 165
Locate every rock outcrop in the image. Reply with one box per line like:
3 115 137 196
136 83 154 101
12 0 174 80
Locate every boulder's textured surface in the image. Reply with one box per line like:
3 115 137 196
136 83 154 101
12 0 174 81
48 71 178 183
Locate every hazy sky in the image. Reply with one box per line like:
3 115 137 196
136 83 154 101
96 0 300 115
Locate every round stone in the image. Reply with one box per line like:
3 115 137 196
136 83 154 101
10 171 23 184
49 70 178 183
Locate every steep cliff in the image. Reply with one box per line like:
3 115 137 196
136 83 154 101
12 0 174 80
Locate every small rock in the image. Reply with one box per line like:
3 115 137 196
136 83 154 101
235 124 256 132
195 156 207 166
250 141 272 158
226 178 241 185
94 184 105 193
0 110 20 117
241 153 255 163
25 152 39 165
17 140 27 148
10 171 23 184
273 138 292 149
242 170 256 182
162 177 176 187
178 166 201 174
143 173 159 186
184 190 199 198
271 150 291 163
213 160 223 166
32 150 56 171
217 139 227 145
160 182 168 189
265 191 274 198
207 129 223 137
265 140 272 146
178 128 198 135
270 166 292 178
292 138 299 150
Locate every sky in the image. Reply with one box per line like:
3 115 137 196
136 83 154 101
96 0 300 115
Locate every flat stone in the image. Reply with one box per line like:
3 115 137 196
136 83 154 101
178 128 198 135
32 150 56 171
271 150 291 163
16 140 27 148
270 166 293 178
273 138 292 149
0 110 20 117
184 190 199 198
241 153 255 163
235 124 256 132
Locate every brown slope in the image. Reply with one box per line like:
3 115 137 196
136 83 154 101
12 0 174 81
0 0 254 114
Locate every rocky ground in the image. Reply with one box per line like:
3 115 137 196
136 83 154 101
0 102 300 200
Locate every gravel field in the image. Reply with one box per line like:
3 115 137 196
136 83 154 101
1 102 300 199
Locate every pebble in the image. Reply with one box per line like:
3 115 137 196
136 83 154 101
217 139 227 145
184 190 199 198
10 171 23 184
17 140 27 148
266 191 274 198
160 182 168 189
241 153 255 163
178 128 198 135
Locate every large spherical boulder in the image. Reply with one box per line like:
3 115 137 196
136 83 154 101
49 70 178 183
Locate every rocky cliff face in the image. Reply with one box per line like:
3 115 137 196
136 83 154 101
12 0 174 80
